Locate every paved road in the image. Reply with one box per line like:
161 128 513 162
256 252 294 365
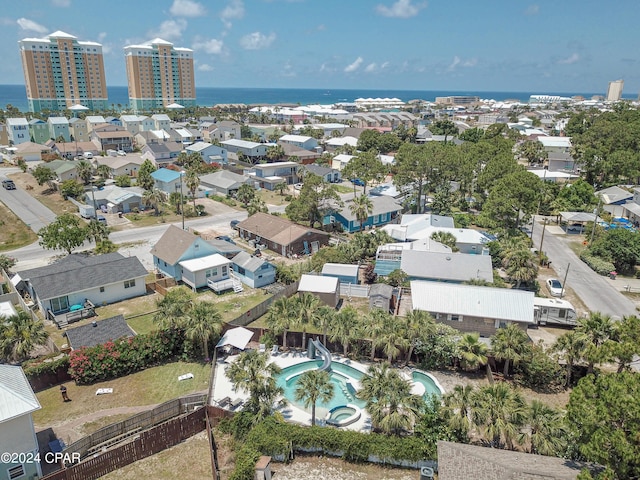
0 171 58 233
531 216 637 318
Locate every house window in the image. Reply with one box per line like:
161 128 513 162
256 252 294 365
238 267 246 275
8 465 25 479
100 286 105 293
222 266 228 276
124 279 136 289
212 268 218 276
50 296 69 313
205 269 212 278
447 314 463 322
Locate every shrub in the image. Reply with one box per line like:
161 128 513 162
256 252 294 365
23 355 70 378
580 250 615 276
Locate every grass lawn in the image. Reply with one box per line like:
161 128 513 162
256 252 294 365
0 201 38 251
33 361 211 427
257 188 289 206
199 289 271 323
333 184 354 194
118 210 186 229
79 414 133 436
568 239 588 257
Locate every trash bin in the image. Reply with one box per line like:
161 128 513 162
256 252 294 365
610 271 617 280
118 212 123 218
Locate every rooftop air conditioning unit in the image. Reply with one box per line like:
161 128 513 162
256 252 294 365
420 466 435 480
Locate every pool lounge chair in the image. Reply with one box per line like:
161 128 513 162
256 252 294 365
230 398 244 409
271 345 279 355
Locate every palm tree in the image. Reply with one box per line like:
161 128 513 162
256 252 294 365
364 309 387 361
266 145 285 162
274 182 287 196
294 292 321 350
294 370 334 426
349 194 373 232
265 296 296 349
142 188 166 216
358 363 423 435
552 330 586 388
442 384 475 439
183 301 222 360
0 309 49 362
225 350 283 419
76 160 94 185
328 306 360 356
458 332 489 373
153 286 195 329
185 168 200 213
575 311 614 374
430 231 459 252
501 247 538 288
86 219 110 244
491 324 529 378
377 311 410 363
471 383 527 449
520 400 567 456
402 310 436 366
313 305 335 347
97 164 111 180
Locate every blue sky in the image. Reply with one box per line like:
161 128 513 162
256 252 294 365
2 0 638 94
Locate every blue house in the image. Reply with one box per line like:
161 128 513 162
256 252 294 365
151 168 183 195
231 251 276 288
150 225 240 281
326 195 402 233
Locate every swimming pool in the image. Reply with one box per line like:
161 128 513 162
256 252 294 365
276 359 442 414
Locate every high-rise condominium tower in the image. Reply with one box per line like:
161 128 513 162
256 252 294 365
124 38 195 112
19 31 108 113
606 79 624 102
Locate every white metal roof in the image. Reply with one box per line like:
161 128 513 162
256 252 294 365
179 253 230 272
321 263 359 277
538 136 572 148
298 274 339 294
410 281 534 324
533 297 576 310
0 365 41 424
0 301 17 319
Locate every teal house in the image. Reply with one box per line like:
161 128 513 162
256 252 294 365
325 196 402 234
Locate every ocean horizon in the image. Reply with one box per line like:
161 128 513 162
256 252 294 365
1 84 634 112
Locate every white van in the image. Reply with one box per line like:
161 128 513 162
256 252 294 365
83 152 94 160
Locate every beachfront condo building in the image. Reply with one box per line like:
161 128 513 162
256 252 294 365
19 31 108 113
124 38 196 112
606 79 624 102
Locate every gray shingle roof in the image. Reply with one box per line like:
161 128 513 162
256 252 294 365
338 196 402 222
18 253 148 301
65 315 135 349
150 225 199 264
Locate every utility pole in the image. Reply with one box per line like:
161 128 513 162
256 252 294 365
538 218 548 265
589 195 603 246
561 263 570 298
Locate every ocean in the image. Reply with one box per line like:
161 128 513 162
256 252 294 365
0 84 632 112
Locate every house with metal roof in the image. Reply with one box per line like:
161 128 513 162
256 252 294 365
220 139 269 161
151 168 183 195
47 116 70 142
15 252 148 318
326 195 402 233
185 141 228 165
374 238 452 276
401 251 493 283
410 281 534 337
6 117 30 145
247 161 300 188
301 164 341 183
0 365 42 480
90 124 134 152
140 141 183 168
199 170 253 196
381 213 455 242
321 263 359 284
298 274 339 307
231 251 276 288
65 314 136 349
179 253 234 290
84 184 144 213
278 134 318 151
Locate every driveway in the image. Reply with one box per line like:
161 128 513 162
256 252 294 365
531 215 637 319
0 171 57 233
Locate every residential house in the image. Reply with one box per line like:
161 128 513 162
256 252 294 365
28 118 49 144
179 253 233 290
0 365 42 480
410 281 534 337
331 153 356 171
221 139 269 162
547 152 578 172
325 137 358 154
538 136 572 155
173 127 199 146
85 115 107 132
185 141 228 165
236 212 330 257
49 139 98 159
6 118 30 145
199 170 253 196
151 168 183 195
327 195 402 233
93 155 146 178
381 213 455 242
280 142 322 164
120 114 153 136
622 187 640 225
151 114 171 131
321 263 359 284
400 250 493 283
278 134 319 151
104 116 122 127
85 185 144 213
247 161 299 189
597 185 633 217
47 116 70 142
135 130 169 148
305 123 348 138
298 274 339 308
16 252 148 316
231 251 276 288
206 120 241 142
140 141 183 168
44 159 79 182
150 225 239 281
65 314 136 349
369 283 394 312
373 237 452 276
69 117 90 142
11 141 52 162
301 164 341 183
90 124 134 152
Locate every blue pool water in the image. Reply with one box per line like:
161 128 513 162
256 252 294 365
276 360 442 412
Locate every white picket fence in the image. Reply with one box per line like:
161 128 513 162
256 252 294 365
339 283 370 298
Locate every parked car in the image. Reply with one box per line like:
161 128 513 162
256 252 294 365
2 179 16 190
350 178 365 187
230 219 240 230
216 235 236 245
294 183 303 190
97 216 107 224
546 278 564 297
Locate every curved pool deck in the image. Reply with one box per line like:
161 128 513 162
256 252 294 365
212 351 445 431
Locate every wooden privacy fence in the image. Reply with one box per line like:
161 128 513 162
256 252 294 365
228 281 299 327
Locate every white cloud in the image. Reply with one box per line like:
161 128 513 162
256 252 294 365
376 0 427 18
17 18 48 34
197 64 214 71
447 55 477 72
97 32 107 42
51 0 71 7
525 4 539 15
365 63 377 73
192 38 225 55
149 19 187 41
239 32 275 50
380 61 390 69
558 53 580 65
344 57 364 73
220 0 245 28
170 0 206 17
